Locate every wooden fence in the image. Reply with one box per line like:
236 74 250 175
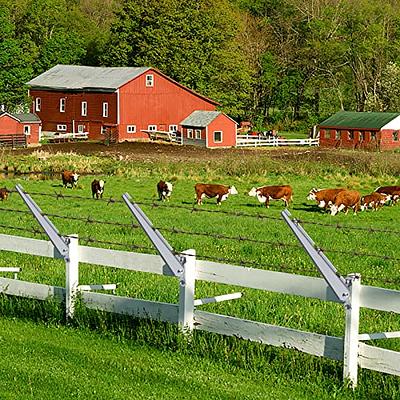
0 232 399 385
236 135 319 147
0 134 27 148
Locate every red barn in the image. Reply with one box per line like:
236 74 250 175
26 64 236 147
0 112 41 147
180 111 237 148
319 111 400 151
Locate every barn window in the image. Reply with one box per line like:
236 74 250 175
195 129 202 139
169 125 178 132
127 125 136 133
81 101 87 117
102 102 108 118
335 131 340 140
393 131 399 141
57 124 67 131
348 131 354 140
35 98 41 112
148 125 157 132
59 98 66 113
371 132 377 140
23 125 31 135
146 74 154 87
77 125 84 133
187 129 194 139
213 131 223 143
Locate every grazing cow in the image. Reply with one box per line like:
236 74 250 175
62 170 79 188
248 185 293 208
157 180 173 201
330 190 361 216
91 179 105 199
375 186 400 205
361 192 389 211
0 187 9 201
195 183 238 205
307 188 346 210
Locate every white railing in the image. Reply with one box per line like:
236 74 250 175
236 135 319 147
42 131 89 141
0 232 399 385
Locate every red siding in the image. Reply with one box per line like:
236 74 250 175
118 69 217 141
30 90 117 140
207 114 237 148
380 129 400 150
319 128 384 150
0 114 40 145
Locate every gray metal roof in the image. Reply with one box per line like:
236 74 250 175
180 111 221 127
0 112 41 123
27 64 151 91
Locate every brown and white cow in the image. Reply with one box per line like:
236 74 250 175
307 188 346 210
248 185 293 208
62 170 79 188
330 190 361 216
195 183 238 205
91 179 105 199
375 186 400 205
157 180 173 201
360 192 389 211
0 187 9 201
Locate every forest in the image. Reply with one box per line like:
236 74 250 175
2 0 400 131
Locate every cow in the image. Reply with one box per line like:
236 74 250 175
375 186 400 205
248 185 293 208
330 190 361 216
307 188 346 211
360 192 389 211
62 170 79 188
91 179 105 199
194 183 238 205
157 180 173 201
0 187 9 201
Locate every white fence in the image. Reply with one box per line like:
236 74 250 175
236 135 319 147
0 232 399 386
41 131 89 142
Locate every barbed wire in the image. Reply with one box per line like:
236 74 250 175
0 223 43 236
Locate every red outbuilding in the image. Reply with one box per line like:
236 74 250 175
0 112 41 147
319 111 400 151
26 64 237 148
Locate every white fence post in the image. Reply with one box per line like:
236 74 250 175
65 234 79 320
343 273 361 388
178 249 196 333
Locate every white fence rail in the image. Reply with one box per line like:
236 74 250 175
42 131 89 142
0 232 399 384
236 135 319 147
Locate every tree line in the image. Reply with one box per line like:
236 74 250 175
2 0 400 131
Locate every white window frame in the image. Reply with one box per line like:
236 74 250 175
23 125 31 136
148 125 157 132
195 129 202 139
187 129 194 139
77 125 84 133
59 98 66 113
35 98 41 112
102 102 108 118
146 74 154 87
57 124 67 131
81 101 87 117
213 130 223 143
127 125 136 133
169 124 178 132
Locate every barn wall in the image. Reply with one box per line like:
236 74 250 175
0 115 19 135
380 129 400 150
118 69 217 141
319 128 381 150
29 90 117 140
181 127 206 147
207 114 237 148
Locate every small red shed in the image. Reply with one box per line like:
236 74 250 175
319 111 400 151
180 111 237 148
0 112 41 147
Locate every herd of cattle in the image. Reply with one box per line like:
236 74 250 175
0 170 399 216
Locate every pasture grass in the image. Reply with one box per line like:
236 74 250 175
0 146 400 397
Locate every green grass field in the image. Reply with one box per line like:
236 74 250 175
0 147 400 398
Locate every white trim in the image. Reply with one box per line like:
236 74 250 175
148 125 157 132
127 125 136 133
59 98 66 113
57 124 67 131
187 128 193 139
206 126 209 148
145 74 154 87
169 124 178 132
77 125 84 133
35 98 41 112
72 119 75 134
195 129 201 140
213 130 223 143
81 101 87 117
23 125 31 136
102 102 108 118
381 115 400 130
116 89 120 124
